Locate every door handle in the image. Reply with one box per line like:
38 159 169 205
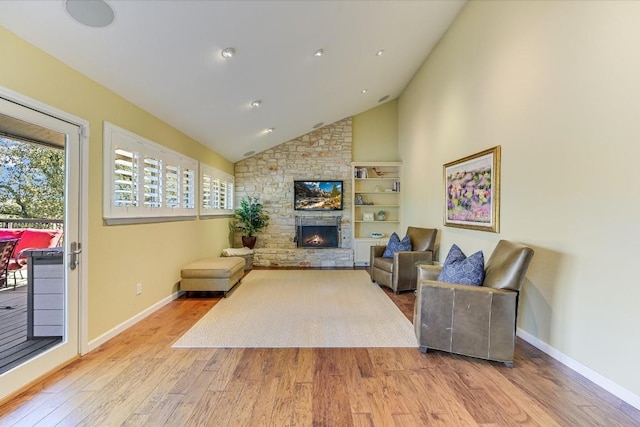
70 241 82 270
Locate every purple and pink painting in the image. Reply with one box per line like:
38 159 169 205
444 147 500 232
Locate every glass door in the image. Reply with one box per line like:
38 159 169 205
0 96 82 401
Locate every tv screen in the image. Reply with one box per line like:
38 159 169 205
294 180 343 211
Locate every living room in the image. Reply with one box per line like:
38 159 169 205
1 0 639 423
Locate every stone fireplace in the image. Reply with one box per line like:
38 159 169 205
234 117 353 267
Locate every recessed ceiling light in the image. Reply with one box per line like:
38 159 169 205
361 89 368 94
313 122 324 129
251 100 262 108
376 49 384 56
65 0 114 28
313 48 324 57
243 150 255 157
378 95 390 103
221 47 236 59
265 128 275 133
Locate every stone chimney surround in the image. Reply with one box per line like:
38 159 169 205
234 117 353 267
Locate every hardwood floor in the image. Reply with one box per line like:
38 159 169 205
0 276 639 426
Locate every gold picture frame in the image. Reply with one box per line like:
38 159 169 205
443 146 501 233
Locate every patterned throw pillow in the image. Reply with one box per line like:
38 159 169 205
382 232 412 258
437 244 485 286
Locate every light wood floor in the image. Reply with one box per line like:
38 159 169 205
0 278 639 426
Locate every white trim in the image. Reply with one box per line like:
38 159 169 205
104 215 196 226
517 328 640 410
87 291 185 352
0 85 91 358
0 86 90 132
79 119 90 355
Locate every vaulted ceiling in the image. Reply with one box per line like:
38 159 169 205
0 1 465 162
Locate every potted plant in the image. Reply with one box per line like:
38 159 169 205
376 210 386 221
233 196 270 249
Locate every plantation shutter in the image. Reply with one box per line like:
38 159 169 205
182 166 196 209
165 163 180 209
143 155 162 208
202 173 212 209
113 147 138 207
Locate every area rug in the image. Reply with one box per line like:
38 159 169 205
172 269 418 348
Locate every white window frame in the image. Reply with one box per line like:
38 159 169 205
199 162 234 217
103 122 198 223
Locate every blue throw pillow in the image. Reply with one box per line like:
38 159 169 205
382 232 412 258
437 244 485 286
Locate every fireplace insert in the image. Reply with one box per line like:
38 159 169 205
295 215 342 248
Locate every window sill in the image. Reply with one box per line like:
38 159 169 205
103 215 197 226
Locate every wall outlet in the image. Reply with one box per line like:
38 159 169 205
136 283 142 295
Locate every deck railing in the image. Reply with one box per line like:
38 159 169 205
0 218 64 247
0 218 63 230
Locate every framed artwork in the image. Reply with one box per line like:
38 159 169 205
443 146 501 233
363 212 374 221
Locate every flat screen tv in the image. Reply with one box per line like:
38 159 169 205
294 180 343 211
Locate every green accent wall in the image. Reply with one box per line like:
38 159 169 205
352 100 398 162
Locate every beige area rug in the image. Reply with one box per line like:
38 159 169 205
173 269 418 348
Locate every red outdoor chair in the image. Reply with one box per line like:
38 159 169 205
0 238 19 289
5 229 64 289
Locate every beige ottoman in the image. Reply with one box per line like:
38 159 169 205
180 256 245 297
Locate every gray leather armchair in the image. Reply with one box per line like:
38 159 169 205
413 240 534 367
370 227 438 294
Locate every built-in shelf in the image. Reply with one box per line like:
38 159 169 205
354 177 400 181
351 161 402 266
354 192 400 195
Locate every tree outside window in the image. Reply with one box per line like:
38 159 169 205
0 136 64 220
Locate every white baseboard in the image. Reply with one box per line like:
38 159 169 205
517 328 640 410
87 291 185 353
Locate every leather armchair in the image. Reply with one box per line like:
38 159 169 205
370 227 438 294
413 240 534 367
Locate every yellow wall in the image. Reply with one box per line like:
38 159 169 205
0 26 234 341
352 100 398 162
399 1 640 397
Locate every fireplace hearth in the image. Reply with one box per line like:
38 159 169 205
295 216 341 248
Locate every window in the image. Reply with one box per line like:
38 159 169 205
113 147 138 208
165 163 180 208
182 166 196 209
103 122 198 222
143 154 162 208
200 162 234 216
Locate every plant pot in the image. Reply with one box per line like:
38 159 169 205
242 236 257 249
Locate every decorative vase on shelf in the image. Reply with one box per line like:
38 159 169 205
376 210 386 221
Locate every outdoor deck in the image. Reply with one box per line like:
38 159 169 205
0 278 61 375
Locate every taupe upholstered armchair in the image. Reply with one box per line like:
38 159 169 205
370 227 438 294
413 240 534 367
